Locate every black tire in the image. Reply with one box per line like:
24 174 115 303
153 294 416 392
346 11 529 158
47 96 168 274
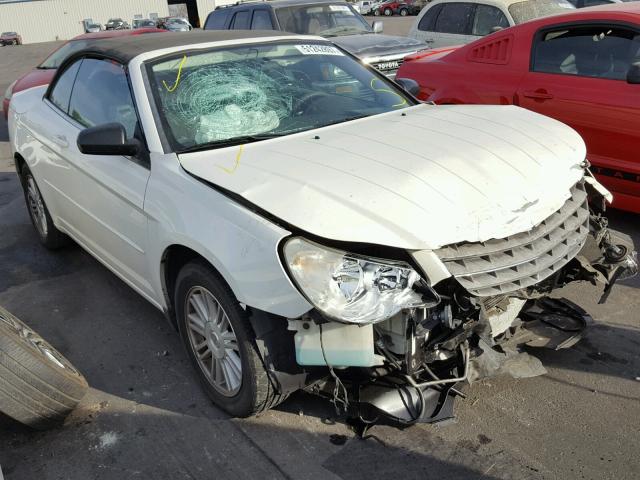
400 8 408 16
175 260 287 417
20 165 70 249
384 8 393 16
0 305 88 429
374 9 381 16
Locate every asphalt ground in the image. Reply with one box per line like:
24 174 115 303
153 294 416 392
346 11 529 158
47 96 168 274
1 19 639 480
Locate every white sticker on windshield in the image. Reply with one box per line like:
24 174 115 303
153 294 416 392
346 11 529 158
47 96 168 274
295 44 344 56
329 4 351 11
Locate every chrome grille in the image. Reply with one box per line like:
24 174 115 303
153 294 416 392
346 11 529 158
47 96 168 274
435 182 589 297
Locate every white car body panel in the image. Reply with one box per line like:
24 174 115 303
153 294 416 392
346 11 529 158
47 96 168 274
179 103 586 251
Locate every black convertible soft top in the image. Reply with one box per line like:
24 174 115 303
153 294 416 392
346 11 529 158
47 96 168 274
71 30 301 64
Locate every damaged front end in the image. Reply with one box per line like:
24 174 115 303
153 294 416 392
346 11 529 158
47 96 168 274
275 175 637 427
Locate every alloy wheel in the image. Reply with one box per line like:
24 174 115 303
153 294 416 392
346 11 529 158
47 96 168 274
26 176 48 238
184 286 242 396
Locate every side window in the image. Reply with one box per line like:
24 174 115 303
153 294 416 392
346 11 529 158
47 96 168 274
251 10 273 29
204 10 229 29
532 26 640 80
68 58 138 138
230 10 251 29
434 3 474 35
48 60 82 113
583 0 611 6
472 5 509 36
417 4 442 32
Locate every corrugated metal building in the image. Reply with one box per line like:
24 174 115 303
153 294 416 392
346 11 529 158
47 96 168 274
0 0 228 44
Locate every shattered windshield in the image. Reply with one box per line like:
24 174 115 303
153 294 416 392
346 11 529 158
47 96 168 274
275 4 371 36
508 0 575 24
148 42 412 152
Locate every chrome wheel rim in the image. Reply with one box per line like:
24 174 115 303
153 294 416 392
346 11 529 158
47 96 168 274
26 176 47 238
185 287 242 397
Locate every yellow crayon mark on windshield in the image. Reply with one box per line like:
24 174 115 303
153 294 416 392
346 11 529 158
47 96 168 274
217 144 243 174
370 78 408 108
162 55 187 93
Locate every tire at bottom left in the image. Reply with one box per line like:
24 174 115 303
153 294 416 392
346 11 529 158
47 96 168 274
0 305 88 429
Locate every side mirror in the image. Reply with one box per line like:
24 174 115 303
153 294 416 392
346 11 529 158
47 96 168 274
491 26 504 33
627 63 640 84
372 20 383 34
77 123 140 156
395 77 420 96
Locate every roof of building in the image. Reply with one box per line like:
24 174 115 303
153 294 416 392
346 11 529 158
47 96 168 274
68 30 299 64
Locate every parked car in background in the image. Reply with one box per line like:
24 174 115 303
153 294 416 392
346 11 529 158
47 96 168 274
409 0 575 48
358 0 382 14
164 17 193 31
2 28 164 119
1 31 22 46
105 18 130 30
397 3 640 212
133 19 158 29
204 0 428 77
8 30 636 423
372 0 420 16
84 23 102 33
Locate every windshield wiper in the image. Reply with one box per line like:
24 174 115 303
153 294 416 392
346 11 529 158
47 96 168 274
177 134 283 154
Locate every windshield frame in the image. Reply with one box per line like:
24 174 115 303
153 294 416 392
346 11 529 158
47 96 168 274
143 40 415 154
38 39 90 69
274 3 372 37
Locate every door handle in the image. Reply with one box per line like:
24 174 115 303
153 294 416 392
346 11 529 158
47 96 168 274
424 39 435 44
51 134 68 148
522 90 554 100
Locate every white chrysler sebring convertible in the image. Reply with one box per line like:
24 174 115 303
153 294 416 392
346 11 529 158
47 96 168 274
8 31 637 423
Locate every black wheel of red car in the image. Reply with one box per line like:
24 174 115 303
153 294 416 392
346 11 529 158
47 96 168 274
384 8 393 15
400 8 408 16
20 166 70 249
0 305 88 429
174 260 287 417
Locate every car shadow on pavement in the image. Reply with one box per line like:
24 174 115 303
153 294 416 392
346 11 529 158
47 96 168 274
0 394 525 480
0 117 8 143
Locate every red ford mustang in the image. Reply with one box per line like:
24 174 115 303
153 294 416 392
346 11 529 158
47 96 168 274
397 4 640 213
3 28 164 119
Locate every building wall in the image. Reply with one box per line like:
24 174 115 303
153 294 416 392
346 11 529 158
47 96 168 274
0 0 171 44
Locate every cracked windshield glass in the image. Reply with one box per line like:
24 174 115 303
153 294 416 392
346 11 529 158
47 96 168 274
149 41 411 152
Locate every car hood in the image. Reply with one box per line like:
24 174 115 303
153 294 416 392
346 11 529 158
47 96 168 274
332 33 427 58
14 68 56 94
178 104 586 250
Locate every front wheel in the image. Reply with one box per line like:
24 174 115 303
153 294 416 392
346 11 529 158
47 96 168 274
374 9 381 15
399 8 408 16
174 261 287 417
384 8 393 16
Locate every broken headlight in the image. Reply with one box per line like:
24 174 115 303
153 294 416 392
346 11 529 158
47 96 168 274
283 237 436 324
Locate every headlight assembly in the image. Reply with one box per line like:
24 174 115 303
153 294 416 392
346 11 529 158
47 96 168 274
283 237 438 324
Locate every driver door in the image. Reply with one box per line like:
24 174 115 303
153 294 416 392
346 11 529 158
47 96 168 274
43 56 154 300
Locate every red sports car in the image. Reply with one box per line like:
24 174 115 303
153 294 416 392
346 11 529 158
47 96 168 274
397 4 640 213
3 28 164 119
